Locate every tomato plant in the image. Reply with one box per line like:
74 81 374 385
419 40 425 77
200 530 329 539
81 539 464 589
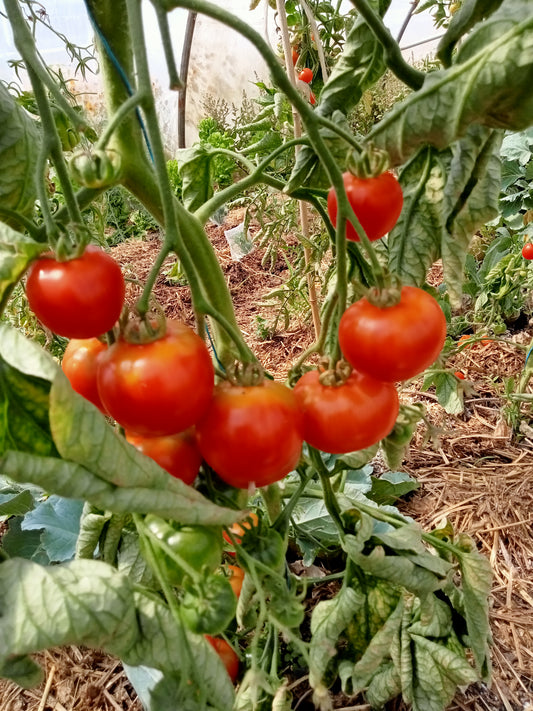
223 511 259 549
61 338 108 412
327 171 403 242
205 636 239 683
97 320 214 436
125 429 201 485
298 67 313 83
226 564 245 598
144 515 223 586
69 148 122 189
338 286 447 382
293 368 399 453
196 379 303 488
25 246 125 338
522 243 533 259
180 573 237 636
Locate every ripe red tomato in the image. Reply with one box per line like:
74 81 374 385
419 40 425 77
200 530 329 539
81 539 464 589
291 47 299 65
338 286 447 382
97 320 214 436
327 171 403 242
309 92 316 105
298 67 313 83
454 371 466 380
125 429 201 484
522 243 533 259
26 246 125 338
196 380 303 489
205 636 239 682
61 338 108 412
293 369 399 454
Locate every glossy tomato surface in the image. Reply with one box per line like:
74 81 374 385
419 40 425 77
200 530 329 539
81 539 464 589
126 429 201 484
205 636 239 682
327 171 403 242
338 286 446 382
26 246 125 338
522 243 533 259
196 379 303 489
61 338 108 411
97 320 214 436
293 369 399 453
298 67 313 83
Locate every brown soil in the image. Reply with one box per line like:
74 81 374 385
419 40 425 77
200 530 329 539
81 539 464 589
1 217 532 711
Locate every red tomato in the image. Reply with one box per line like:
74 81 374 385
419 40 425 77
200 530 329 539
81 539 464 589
26 246 125 338
293 369 399 454
196 380 303 489
61 338 107 411
298 67 313 83
454 371 466 380
327 171 403 242
97 320 214 436
205 636 239 682
522 243 533 259
223 512 259 551
338 286 447 382
292 47 299 65
309 92 316 105
125 429 201 485
227 564 245 598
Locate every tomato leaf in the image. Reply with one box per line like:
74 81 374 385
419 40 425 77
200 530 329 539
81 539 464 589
309 586 365 697
176 146 214 212
369 9 533 166
437 0 505 67
0 486 35 518
425 371 464 415
0 224 45 313
388 146 449 287
441 127 503 306
0 558 234 710
0 83 40 229
21 495 84 562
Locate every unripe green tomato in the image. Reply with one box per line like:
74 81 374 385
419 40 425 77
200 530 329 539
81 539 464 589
69 149 122 189
144 515 223 586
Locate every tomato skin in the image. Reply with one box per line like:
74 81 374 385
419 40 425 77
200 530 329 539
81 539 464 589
223 512 259 548
309 92 316 105
291 47 299 65
205 636 239 682
522 243 533 260
97 320 214 436
144 515 223 586
125 429 201 485
338 286 447 382
196 380 303 489
293 369 399 454
26 246 125 338
327 171 403 242
298 67 313 83
61 338 108 411
454 371 466 380
227 564 245 598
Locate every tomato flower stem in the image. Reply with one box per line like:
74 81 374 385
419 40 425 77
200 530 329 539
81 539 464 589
95 91 146 150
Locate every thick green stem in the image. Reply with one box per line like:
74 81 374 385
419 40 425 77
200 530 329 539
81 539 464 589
349 0 425 90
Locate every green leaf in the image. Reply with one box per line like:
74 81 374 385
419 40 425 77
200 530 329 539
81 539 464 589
2 516 49 564
0 558 234 709
441 127 503 306
0 449 241 525
340 595 403 694
433 372 464 415
365 662 402 708
0 487 35 517
411 635 478 711
0 223 45 313
0 83 40 229
455 545 492 678
21 495 84 562
388 146 449 287
368 13 533 166
176 146 214 212
409 595 452 638
369 471 420 506
117 529 154 586
437 0 505 66
309 586 365 694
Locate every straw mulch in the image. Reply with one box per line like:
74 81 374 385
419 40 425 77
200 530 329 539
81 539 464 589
1 218 532 711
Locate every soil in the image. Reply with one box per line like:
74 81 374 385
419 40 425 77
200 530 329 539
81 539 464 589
1 212 532 711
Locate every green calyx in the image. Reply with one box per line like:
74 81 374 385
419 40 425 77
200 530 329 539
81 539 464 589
346 142 391 179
